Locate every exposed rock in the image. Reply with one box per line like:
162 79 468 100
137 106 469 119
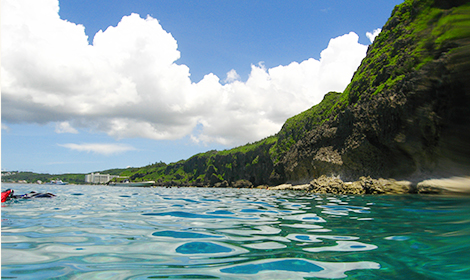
292 184 311 190
284 175 414 195
214 180 229 188
308 176 354 194
268 184 310 191
358 177 415 194
267 176 470 195
268 184 293 190
231 179 253 188
417 177 470 194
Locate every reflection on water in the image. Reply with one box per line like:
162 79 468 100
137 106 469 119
2 184 470 279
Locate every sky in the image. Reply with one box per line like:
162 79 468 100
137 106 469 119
1 0 403 174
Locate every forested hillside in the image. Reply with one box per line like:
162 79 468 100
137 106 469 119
122 0 470 187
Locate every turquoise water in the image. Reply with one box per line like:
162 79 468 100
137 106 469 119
2 183 470 279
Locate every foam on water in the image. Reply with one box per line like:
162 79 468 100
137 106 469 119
2 184 470 279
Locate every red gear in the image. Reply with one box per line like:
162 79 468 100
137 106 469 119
1 189 13 202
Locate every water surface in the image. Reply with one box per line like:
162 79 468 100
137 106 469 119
2 184 469 279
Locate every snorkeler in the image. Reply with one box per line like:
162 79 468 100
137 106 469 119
1 189 56 202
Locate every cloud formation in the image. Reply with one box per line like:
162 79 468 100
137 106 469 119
2 0 370 146
58 143 136 155
55 121 78 134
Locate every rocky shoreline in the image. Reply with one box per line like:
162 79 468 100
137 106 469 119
164 175 470 195
267 175 470 195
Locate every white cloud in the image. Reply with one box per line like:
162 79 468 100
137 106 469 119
224 69 241 83
58 143 136 155
55 121 78 134
1 123 10 132
2 0 369 147
366 28 382 43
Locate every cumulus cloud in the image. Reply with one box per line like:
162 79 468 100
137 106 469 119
224 69 241 83
2 0 369 147
55 121 78 134
366 28 382 43
58 143 136 155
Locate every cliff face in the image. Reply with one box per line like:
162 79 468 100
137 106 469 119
124 0 470 186
277 0 470 183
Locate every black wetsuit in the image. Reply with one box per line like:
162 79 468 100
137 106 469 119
3 190 56 200
19 191 56 199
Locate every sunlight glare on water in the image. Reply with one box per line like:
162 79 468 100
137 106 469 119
2 184 470 279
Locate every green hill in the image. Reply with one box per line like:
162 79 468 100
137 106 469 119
122 0 470 186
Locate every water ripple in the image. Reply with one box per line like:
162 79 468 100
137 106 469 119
151 230 224 239
3 184 469 279
143 211 246 220
220 258 380 279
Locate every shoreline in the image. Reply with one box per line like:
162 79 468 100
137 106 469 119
4 176 470 195
266 176 470 195
149 175 470 196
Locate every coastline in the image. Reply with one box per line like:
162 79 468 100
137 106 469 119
266 176 470 195
5 176 469 196
156 175 470 196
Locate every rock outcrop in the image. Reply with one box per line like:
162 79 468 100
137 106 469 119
268 175 470 195
268 176 414 194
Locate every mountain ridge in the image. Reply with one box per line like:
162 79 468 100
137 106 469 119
121 0 470 189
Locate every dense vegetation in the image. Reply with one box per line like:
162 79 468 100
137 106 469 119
270 91 345 163
108 89 348 187
117 136 278 186
345 0 470 104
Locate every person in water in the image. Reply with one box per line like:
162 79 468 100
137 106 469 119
1 189 56 202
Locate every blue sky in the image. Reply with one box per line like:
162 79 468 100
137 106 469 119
1 0 402 174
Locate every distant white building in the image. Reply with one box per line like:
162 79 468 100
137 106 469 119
85 173 119 184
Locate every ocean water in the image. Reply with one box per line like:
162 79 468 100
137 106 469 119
1 183 469 279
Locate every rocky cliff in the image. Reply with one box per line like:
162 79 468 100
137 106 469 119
278 0 470 183
123 0 470 188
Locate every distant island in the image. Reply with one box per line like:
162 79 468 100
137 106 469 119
5 0 470 195
1 169 128 185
